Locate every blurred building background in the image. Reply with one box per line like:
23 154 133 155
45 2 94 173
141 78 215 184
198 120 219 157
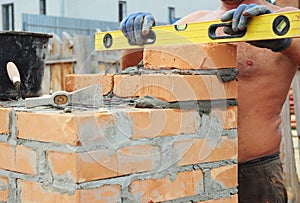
0 0 220 41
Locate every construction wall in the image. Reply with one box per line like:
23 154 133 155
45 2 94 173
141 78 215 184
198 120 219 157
276 0 299 8
0 43 238 202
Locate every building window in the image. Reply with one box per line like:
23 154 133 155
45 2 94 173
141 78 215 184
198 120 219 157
2 3 14 30
168 7 175 24
40 0 46 15
119 1 127 22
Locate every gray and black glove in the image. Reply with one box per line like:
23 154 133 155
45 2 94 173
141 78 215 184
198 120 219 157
120 12 155 45
221 4 292 52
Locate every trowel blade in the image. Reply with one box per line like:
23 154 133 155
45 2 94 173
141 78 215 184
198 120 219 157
70 84 104 108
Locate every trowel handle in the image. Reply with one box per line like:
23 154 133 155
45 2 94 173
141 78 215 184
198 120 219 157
7 62 22 99
6 62 21 85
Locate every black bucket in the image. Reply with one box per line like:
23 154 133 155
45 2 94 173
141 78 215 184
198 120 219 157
0 31 52 100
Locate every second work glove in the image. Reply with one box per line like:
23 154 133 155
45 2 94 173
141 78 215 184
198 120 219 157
120 12 155 45
221 4 292 52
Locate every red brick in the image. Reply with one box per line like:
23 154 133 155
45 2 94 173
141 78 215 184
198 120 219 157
0 176 8 202
129 107 237 139
19 180 79 203
16 111 96 145
129 170 203 202
0 143 37 175
276 0 299 7
114 74 237 102
79 185 121 203
129 109 198 139
0 108 11 134
65 74 114 95
211 106 237 130
19 180 121 203
48 144 160 182
200 195 238 203
173 137 237 166
47 149 118 183
211 164 238 188
16 107 236 146
143 43 237 70
117 145 160 174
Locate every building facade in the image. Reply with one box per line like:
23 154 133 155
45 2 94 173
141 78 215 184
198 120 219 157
0 0 220 34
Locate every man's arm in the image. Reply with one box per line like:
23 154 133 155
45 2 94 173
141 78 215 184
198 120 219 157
277 7 300 66
282 38 300 66
120 12 155 69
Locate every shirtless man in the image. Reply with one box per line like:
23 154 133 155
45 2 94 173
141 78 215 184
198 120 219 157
120 0 300 202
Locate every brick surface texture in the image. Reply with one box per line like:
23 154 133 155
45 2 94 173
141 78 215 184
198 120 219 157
0 44 238 202
276 0 299 8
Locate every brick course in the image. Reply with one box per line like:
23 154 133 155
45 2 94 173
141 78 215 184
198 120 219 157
113 74 237 101
143 44 237 70
0 43 238 202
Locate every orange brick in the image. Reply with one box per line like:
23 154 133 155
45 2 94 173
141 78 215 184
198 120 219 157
200 195 238 203
129 170 204 202
276 0 299 7
0 108 11 134
16 111 99 145
113 74 237 102
65 74 113 95
19 180 121 203
211 164 238 189
79 185 121 203
48 144 161 182
17 106 236 145
173 137 237 166
129 107 236 139
143 43 237 70
0 143 37 175
20 180 79 203
0 176 8 202
129 109 198 139
117 145 160 174
47 149 118 183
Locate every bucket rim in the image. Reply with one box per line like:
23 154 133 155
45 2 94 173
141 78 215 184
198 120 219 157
0 31 53 38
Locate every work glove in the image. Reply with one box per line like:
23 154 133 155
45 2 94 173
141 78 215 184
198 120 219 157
221 4 292 52
120 12 155 45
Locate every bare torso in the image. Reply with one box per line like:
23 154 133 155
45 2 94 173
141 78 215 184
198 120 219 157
176 0 299 162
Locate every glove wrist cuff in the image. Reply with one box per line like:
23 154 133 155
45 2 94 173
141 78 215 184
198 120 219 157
272 38 292 52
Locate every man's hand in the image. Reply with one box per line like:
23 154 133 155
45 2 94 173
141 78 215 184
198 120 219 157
221 4 292 52
120 12 155 45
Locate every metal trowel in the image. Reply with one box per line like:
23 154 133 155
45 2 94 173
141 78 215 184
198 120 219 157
25 84 104 109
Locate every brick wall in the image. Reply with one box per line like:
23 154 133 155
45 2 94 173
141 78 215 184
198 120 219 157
276 0 299 8
0 43 238 202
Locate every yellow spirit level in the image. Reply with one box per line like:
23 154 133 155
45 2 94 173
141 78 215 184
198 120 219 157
95 10 300 51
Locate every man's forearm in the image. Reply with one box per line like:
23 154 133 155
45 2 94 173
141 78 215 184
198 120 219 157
282 38 300 66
